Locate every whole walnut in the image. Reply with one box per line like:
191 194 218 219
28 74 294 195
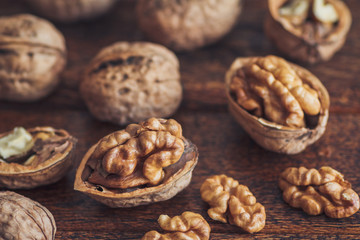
136 0 243 51
0 191 56 240
0 14 66 102
80 42 182 125
24 0 117 23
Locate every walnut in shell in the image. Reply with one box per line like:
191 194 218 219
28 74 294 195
142 211 211 240
0 191 56 240
225 55 329 154
0 14 66 102
265 0 352 64
80 42 182 125
136 0 242 51
0 126 76 189
279 166 360 218
74 118 198 207
24 0 116 23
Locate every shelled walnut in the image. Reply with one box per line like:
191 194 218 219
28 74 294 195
0 14 66 102
0 126 76 189
265 0 352 64
81 42 182 125
74 118 198 207
200 174 266 233
0 191 56 240
136 0 242 51
225 55 329 154
142 211 211 240
279 166 360 218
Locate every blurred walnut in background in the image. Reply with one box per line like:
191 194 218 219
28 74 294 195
136 0 243 51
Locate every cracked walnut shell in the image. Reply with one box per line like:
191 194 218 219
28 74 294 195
200 174 266 233
0 126 76 189
279 166 360 218
0 191 56 240
74 118 198 207
225 55 329 154
265 0 352 64
80 42 182 125
142 211 211 240
0 14 66 102
136 0 242 51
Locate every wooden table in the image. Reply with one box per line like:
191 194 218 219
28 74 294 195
1 0 360 239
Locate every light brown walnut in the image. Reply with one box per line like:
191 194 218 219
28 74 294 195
142 211 211 240
279 166 360 218
200 174 266 233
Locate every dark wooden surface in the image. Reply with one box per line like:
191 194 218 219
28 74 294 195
1 0 360 239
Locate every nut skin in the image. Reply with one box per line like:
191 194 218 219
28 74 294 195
265 0 352 64
0 14 66 102
0 191 56 240
24 0 116 23
225 55 329 154
81 42 182 125
136 0 242 51
0 126 76 189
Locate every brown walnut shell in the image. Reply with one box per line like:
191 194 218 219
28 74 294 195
0 14 66 101
0 127 76 189
225 56 329 154
264 0 352 64
0 191 56 240
74 138 198 208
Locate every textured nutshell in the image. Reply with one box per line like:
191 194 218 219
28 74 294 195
81 42 182 125
265 0 352 64
74 118 198 208
225 55 329 154
0 191 56 240
0 14 66 102
24 0 116 23
0 126 76 189
136 0 242 51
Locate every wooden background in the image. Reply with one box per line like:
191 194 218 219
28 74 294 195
1 0 360 239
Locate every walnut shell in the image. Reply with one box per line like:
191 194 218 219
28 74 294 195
80 41 182 125
24 0 116 23
74 136 198 208
0 191 56 240
265 0 352 64
136 0 242 51
0 127 76 189
0 14 66 102
225 56 329 154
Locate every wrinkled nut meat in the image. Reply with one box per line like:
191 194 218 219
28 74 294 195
225 55 329 154
0 191 56 240
279 166 360 218
74 118 198 207
142 211 211 240
81 42 182 125
24 0 116 23
0 14 66 101
265 0 352 64
0 126 76 189
136 0 242 51
200 174 266 233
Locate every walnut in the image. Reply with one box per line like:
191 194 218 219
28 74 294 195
136 0 242 51
200 174 266 233
142 211 211 240
74 118 198 207
225 55 329 154
0 126 76 189
0 191 56 240
279 166 360 218
0 14 66 102
80 42 182 125
265 0 352 64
